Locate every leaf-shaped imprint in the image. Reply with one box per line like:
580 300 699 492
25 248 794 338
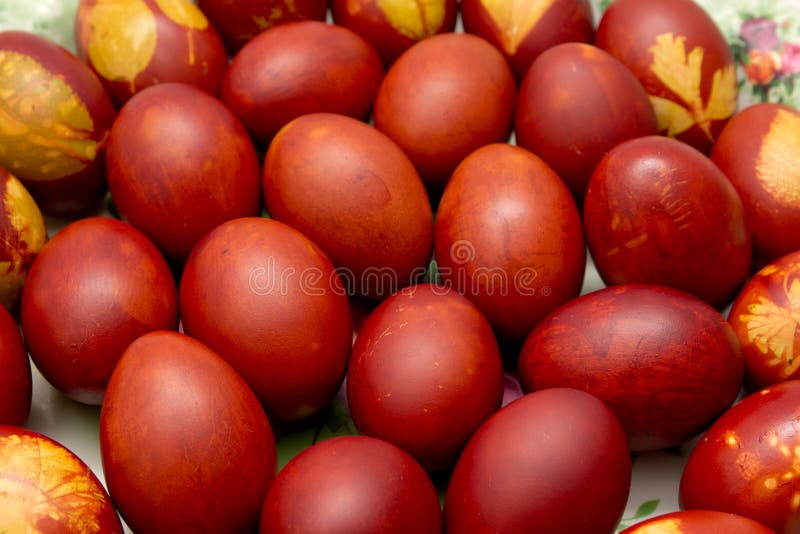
0 434 108 533
756 108 800 209
376 0 447 41
480 0 555 55
87 0 157 85
648 32 737 140
154 0 209 29
740 278 800 376
624 519 681 533
0 51 98 181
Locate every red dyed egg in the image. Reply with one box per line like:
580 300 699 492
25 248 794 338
106 83 261 264
515 42 659 201
75 0 228 106
100 331 276 533
620 510 774 533
264 113 433 300
711 103 800 264
583 135 752 309
180 217 352 423
346 284 503 472
433 143 585 344
461 0 594 81
221 21 384 146
595 0 737 153
373 32 516 193
260 435 441 533
680 380 800 533
21 217 178 405
197 0 328 53
519 284 744 451
330 0 457 65
443 388 631 534
0 305 30 425
0 31 115 215
728 251 800 390
0 426 123 532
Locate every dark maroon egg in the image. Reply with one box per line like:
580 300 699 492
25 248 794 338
0 31 115 215
443 388 631 534
347 284 504 472
100 331 276 533
519 284 744 451
260 435 441 533
434 143 585 344
583 135 752 309
680 380 800 533
221 21 384 146
20 217 178 405
0 305 30 425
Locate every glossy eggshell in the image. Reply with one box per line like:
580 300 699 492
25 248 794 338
372 32 517 193
330 0 458 65
620 510 775 533
515 43 659 201
260 435 442 533
346 284 504 472
180 217 353 423
518 284 744 451
583 135 752 309
595 0 737 153
20 217 178 405
0 306 31 425
443 388 631 534
221 21 384 146
711 103 800 265
106 83 262 264
0 31 115 216
100 331 276 533
728 251 800 390
680 380 800 533
0 167 47 312
196 0 328 53
433 143 585 344
460 0 594 81
0 426 123 532
75 0 228 106
263 113 433 300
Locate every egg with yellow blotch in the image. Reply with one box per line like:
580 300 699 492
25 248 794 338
620 510 774 533
75 0 228 106
0 426 123 533
0 31 115 216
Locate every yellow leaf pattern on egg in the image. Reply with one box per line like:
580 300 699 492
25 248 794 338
480 0 555 54
376 0 446 41
628 519 682 534
648 32 737 140
756 109 800 209
154 0 209 29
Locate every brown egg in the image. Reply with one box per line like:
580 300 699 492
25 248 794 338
595 0 737 153
0 167 46 312
180 217 353 423
0 305 31 425
100 331 276 533
75 0 228 106
330 0 458 65
728 250 800 390
711 103 800 265
373 32 517 193
519 284 744 451
105 83 262 264
263 113 433 300
461 0 594 81
0 426 123 532
434 143 585 345
515 43 659 201
583 135 752 309
20 217 178 405
221 21 384 146
197 0 328 53
0 31 115 215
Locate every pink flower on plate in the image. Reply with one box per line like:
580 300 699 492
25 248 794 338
781 42 800 75
740 17 780 51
